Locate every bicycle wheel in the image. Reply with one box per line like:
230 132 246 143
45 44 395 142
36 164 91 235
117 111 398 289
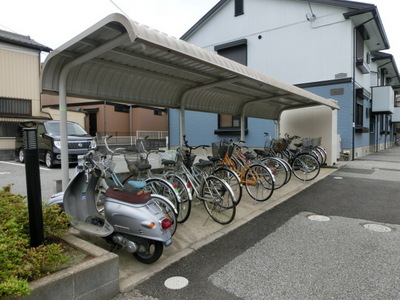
151 194 178 236
145 177 180 214
244 164 274 201
201 175 236 225
316 146 327 165
260 157 289 189
279 158 292 184
291 153 320 181
166 174 192 223
212 167 243 205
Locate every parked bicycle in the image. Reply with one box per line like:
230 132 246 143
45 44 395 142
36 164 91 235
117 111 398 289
217 139 275 202
124 137 193 224
270 134 321 181
172 136 237 225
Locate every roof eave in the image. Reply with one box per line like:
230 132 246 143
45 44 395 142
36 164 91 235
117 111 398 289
181 0 229 40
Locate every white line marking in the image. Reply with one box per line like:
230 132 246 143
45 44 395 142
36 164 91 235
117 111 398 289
0 161 50 171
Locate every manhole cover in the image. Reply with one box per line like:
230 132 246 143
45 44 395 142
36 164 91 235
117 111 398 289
307 214 330 222
363 223 392 232
164 276 189 289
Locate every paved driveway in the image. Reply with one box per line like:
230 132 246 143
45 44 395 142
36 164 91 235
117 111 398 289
113 147 400 299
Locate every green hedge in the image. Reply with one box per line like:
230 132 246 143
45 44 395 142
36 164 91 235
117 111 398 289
0 185 71 297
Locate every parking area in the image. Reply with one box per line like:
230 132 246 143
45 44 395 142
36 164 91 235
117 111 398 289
0 154 337 293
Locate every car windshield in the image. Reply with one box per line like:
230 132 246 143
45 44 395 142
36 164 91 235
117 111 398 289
45 122 88 136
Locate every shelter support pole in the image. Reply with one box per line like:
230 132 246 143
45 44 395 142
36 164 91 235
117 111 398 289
180 105 186 147
58 33 129 190
275 120 280 138
240 114 246 141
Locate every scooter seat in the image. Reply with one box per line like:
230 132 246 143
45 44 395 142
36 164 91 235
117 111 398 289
105 188 151 204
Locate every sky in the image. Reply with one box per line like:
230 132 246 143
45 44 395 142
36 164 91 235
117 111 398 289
0 0 399 62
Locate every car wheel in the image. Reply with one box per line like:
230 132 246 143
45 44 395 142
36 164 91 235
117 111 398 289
18 148 25 163
45 151 55 168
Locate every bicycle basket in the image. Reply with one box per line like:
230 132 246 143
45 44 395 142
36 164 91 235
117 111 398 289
176 148 196 168
124 151 145 174
216 141 233 158
161 150 177 161
272 139 287 152
311 137 321 147
302 138 312 148
211 142 220 157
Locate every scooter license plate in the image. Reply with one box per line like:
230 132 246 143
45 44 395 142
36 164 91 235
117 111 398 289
164 238 172 247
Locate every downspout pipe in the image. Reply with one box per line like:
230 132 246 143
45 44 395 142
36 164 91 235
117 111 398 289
58 33 129 190
351 17 375 160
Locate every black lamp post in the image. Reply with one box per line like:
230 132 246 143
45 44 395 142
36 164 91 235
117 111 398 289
23 128 44 247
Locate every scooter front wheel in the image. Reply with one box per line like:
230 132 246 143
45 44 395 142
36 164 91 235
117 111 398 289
133 240 163 264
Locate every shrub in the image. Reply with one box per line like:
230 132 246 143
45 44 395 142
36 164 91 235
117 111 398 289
0 184 71 297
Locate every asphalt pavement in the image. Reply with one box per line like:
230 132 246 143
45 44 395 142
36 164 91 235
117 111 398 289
112 146 400 300
2 148 400 300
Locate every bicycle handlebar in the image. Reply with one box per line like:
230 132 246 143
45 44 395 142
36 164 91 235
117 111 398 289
104 135 126 156
182 135 209 151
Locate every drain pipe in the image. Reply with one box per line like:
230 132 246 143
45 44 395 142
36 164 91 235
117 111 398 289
351 17 375 160
58 33 129 189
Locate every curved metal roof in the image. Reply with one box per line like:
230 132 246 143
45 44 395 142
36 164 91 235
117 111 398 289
41 13 338 121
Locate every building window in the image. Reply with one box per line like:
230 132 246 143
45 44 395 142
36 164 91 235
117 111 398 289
355 98 363 127
0 98 31 116
369 115 375 133
0 122 19 137
114 104 129 113
215 39 248 133
380 114 389 134
235 0 244 16
215 39 247 66
219 114 242 128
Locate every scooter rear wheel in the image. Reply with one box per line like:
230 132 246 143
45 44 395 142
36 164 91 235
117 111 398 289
133 240 163 264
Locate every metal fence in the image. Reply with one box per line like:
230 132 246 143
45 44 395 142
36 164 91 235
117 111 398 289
96 131 167 147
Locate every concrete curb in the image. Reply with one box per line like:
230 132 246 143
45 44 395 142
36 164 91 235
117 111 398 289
13 234 120 300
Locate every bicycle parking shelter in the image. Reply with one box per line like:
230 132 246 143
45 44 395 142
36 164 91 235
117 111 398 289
40 13 339 189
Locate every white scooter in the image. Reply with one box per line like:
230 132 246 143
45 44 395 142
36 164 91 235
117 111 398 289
59 150 177 264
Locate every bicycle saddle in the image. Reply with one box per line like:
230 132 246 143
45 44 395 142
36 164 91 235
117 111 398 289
244 151 256 160
197 159 214 167
161 159 176 166
207 156 220 162
253 149 268 157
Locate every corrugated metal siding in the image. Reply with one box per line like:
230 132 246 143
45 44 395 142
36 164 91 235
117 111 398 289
0 48 40 100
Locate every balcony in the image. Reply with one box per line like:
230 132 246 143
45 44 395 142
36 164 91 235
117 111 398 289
371 86 394 113
356 59 370 74
392 107 400 122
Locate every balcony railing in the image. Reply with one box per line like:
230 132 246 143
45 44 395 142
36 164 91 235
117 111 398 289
372 86 394 114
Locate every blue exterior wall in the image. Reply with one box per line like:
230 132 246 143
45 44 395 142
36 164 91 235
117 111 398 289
168 81 390 151
168 109 275 148
302 82 353 149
